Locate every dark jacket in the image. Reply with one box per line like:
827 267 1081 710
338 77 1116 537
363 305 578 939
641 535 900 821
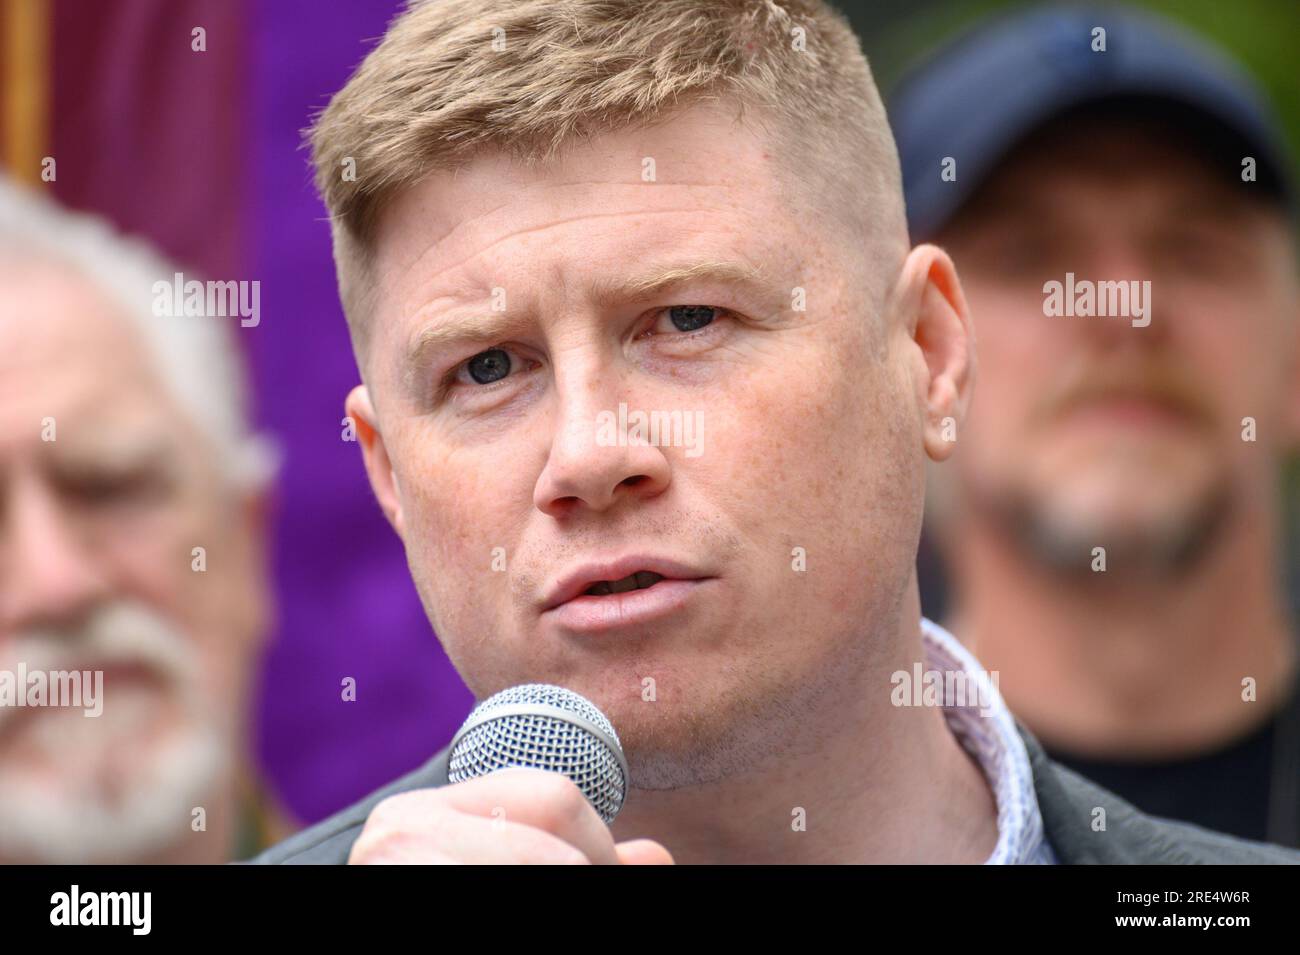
247 722 1300 864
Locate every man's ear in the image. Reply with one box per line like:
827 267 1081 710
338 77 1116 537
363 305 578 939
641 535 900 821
894 243 976 463
345 385 405 537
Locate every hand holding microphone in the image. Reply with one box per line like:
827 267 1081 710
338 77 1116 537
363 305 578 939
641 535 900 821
347 685 673 864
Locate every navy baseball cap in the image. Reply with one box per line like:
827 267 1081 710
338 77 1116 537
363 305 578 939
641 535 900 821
888 3 1297 241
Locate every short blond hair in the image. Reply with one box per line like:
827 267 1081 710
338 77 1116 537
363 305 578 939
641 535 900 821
310 0 904 354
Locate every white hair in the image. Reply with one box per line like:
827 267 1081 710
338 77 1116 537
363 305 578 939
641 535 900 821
0 179 277 492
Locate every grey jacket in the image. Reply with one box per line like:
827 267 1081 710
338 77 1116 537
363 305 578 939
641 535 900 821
248 723 1300 864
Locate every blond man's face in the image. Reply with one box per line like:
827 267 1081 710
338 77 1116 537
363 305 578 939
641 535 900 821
351 104 929 787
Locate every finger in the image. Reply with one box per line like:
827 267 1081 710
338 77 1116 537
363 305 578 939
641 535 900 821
434 768 621 864
615 839 675 865
354 807 594 864
432 811 597 864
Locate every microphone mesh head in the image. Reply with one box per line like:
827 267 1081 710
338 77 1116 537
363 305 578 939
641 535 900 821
447 684 628 824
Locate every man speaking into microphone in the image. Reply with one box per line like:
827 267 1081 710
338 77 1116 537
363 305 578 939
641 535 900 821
251 0 1297 864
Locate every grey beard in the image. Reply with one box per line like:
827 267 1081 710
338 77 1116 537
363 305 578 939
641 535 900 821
988 478 1234 579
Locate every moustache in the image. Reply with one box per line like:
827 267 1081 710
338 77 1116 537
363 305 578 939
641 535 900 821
0 602 197 731
1032 359 1217 431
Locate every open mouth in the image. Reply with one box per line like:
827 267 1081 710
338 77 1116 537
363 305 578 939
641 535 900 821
541 556 710 616
582 571 665 597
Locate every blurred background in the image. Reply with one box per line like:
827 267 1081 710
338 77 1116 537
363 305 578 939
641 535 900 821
0 0 1296 854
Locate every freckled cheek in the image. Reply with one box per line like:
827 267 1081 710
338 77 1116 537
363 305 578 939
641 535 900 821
708 360 874 514
393 442 526 630
720 350 916 556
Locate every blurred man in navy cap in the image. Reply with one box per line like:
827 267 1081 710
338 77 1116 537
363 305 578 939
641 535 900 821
891 4 1300 845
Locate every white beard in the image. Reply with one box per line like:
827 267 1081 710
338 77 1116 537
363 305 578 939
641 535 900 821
0 601 230 863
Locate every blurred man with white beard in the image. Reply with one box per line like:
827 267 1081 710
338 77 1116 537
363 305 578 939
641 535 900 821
0 181 294 863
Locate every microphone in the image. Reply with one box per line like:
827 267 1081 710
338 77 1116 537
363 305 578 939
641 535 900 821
447 683 630 824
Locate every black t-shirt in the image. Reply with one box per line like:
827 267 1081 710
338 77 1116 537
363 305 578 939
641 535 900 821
1046 682 1300 848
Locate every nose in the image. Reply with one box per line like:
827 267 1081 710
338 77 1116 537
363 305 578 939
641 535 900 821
0 471 112 634
533 377 672 519
1073 248 1170 352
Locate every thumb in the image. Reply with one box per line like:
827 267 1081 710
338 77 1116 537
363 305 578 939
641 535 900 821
615 838 675 865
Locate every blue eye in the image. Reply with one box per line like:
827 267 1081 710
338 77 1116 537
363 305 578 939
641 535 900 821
465 348 511 384
667 305 717 332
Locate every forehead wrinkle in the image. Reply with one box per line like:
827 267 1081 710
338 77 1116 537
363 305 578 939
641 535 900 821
398 205 727 299
383 172 752 297
388 200 760 345
382 197 514 296
386 167 728 257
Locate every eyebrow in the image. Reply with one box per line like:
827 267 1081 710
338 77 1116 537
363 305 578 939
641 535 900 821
591 260 767 306
51 432 182 478
403 259 768 375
